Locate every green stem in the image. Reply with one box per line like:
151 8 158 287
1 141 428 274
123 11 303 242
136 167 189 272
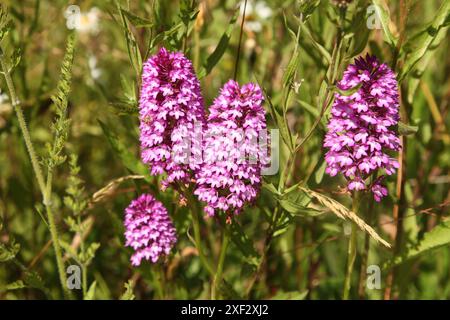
77 216 88 298
211 225 230 300
188 193 214 276
245 206 279 298
358 186 375 299
0 54 47 201
342 192 360 300
0 52 70 299
233 0 247 80
193 24 200 71
152 264 165 299
82 264 87 298
45 202 71 299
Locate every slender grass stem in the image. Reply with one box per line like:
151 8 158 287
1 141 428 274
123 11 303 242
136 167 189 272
342 192 360 300
211 225 230 300
0 52 70 299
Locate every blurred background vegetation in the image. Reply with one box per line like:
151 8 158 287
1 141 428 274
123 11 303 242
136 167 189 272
0 0 449 300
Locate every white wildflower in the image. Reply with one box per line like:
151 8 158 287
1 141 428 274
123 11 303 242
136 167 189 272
88 55 102 80
65 6 100 35
240 0 273 33
0 90 9 105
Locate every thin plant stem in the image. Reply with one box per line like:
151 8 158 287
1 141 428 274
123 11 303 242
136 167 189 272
211 225 230 300
233 0 247 81
342 191 360 300
193 23 201 71
152 264 165 299
245 206 281 297
187 192 214 276
77 216 88 298
82 264 87 298
357 194 375 299
0 53 47 200
45 205 71 299
0 52 71 299
384 101 407 300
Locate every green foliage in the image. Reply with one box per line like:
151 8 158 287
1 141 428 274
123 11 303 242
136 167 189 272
119 280 136 300
121 9 153 28
98 120 150 180
64 155 88 216
371 0 397 48
0 0 449 300
399 0 450 81
45 33 76 170
387 220 450 267
0 241 20 262
198 7 239 78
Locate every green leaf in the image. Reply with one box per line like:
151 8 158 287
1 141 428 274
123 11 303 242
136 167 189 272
398 121 419 136
3 280 26 291
272 213 294 237
314 159 327 184
98 120 150 181
60 240 80 264
406 22 447 104
218 279 242 300
399 1 450 82
300 24 331 64
371 0 397 48
84 281 97 300
229 221 260 268
46 32 76 169
270 290 308 300
23 271 49 294
262 88 294 152
348 7 371 58
10 47 21 70
329 82 362 97
80 242 100 265
282 50 301 90
120 280 135 300
275 110 294 152
109 101 139 115
198 8 239 78
121 9 153 28
114 0 142 76
279 188 311 215
262 182 281 197
299 0 321 21
0 20 14 41
386 219 450 268
0 241 20 262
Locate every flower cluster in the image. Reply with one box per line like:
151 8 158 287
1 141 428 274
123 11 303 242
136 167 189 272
127 49 269 265
139 47 205 189
324 54 400 201
124 193 177 266
194 80 268 217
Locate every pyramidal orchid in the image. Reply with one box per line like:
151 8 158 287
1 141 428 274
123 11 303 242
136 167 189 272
139 47 205 189
194 80 268 218
124 193 177 266
324 54 400 202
